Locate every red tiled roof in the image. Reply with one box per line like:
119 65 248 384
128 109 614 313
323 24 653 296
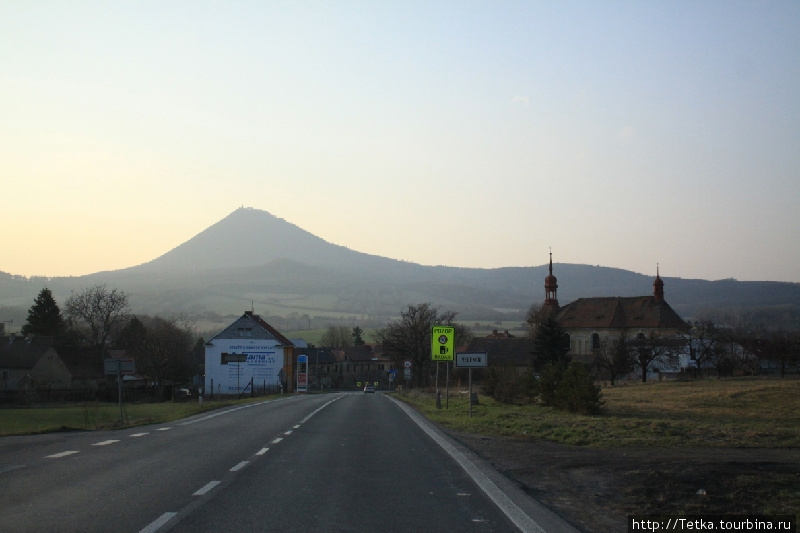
555 296 688 330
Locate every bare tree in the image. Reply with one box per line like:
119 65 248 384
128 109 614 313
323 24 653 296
689 320 724 378
64 284 130 362
320 325 353 348
525 302 544 337
768 330 800 378
630 330 683 382
138 316 195 400
593 331 634 385
375 303 472 388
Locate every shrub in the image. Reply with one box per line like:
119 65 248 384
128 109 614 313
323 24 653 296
482 364 527 404
540 363 604 414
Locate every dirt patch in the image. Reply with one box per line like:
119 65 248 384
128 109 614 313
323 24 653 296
450 432 800 533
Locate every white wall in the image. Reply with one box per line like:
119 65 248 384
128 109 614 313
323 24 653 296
205 339 284 395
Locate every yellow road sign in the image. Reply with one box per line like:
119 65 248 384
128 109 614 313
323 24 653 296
431 326 455 361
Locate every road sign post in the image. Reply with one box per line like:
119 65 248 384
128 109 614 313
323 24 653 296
431 326 455 409
455 352 487 418
104 359 136 424
297 355 308 393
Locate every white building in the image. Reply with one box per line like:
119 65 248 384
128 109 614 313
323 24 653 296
205 311 295 395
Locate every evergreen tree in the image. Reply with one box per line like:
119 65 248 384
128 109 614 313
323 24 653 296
351 326 365 346
20 287 64 338
532 313 570 370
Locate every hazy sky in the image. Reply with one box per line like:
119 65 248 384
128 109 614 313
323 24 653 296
2 1 798 282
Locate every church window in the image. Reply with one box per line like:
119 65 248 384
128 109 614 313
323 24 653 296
591 333 601 350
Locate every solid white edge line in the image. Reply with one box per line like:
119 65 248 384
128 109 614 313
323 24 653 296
193 480 221 496
388 395 563 533
139 512 177 533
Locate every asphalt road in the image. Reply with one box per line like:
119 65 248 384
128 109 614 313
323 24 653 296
0 393 577 533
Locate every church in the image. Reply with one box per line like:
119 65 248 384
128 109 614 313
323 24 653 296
541 254 689 360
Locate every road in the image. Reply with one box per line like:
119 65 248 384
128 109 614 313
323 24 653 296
0 393 577 533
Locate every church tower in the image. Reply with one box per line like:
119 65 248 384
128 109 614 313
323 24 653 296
543 251 560 313
653 265 665 303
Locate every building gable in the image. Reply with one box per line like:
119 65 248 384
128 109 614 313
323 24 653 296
209 312 294 347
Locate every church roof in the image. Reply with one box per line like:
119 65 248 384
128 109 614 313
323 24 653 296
555 296 688 330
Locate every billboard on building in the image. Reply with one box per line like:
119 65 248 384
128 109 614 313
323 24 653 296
205 339 284 395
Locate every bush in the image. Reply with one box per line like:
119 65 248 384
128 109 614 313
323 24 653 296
481 365 542 404
539 363 604 414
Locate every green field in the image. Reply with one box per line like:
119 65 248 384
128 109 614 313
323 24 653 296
0 396 273 437
397 377 800 447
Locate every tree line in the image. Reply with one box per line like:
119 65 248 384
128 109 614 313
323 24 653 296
16 286 203 400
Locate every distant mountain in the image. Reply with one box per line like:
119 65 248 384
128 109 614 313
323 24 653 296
130 207 415 277
1 207 799 325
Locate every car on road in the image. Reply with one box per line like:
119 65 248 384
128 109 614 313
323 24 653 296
363 384 375 393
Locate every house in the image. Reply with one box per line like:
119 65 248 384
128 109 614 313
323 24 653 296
0 336 104 403
297 345 393 390
204 311 295 395
29 345 103 390
461 337 535 374
0 335 56 391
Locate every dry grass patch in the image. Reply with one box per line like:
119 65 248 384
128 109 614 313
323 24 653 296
397 377 800 447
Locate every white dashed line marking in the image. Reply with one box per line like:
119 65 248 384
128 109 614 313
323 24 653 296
0 465 25 474
283 430 293 435
293 425 301 429
139 512 177 533
129 433 149 437
271 437 283 444
193 481 220 496
156 427 172 431
256 447 270 456
46 451 79 458
93 440 120 446
230 461 249 472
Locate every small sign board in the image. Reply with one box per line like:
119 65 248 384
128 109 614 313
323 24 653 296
455 352 488 368
104 358 136 375
222 353 247 364
431 326 455 361
297 354 308 393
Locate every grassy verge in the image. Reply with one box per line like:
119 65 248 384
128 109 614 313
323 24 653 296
395 377 800 447
0 396 279 436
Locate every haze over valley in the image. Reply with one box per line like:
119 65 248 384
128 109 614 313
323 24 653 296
2 208 798 334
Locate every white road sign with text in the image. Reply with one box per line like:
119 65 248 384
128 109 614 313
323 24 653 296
455 352 487 368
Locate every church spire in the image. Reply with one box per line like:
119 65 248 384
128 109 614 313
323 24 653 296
543 250 559 312
653 264 665 302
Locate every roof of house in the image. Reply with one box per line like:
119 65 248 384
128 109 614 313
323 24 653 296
332 345 390 363
0 335 55 369
51 346 105 378
555 296 689 331
462 337 536 367
208 312 294 347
